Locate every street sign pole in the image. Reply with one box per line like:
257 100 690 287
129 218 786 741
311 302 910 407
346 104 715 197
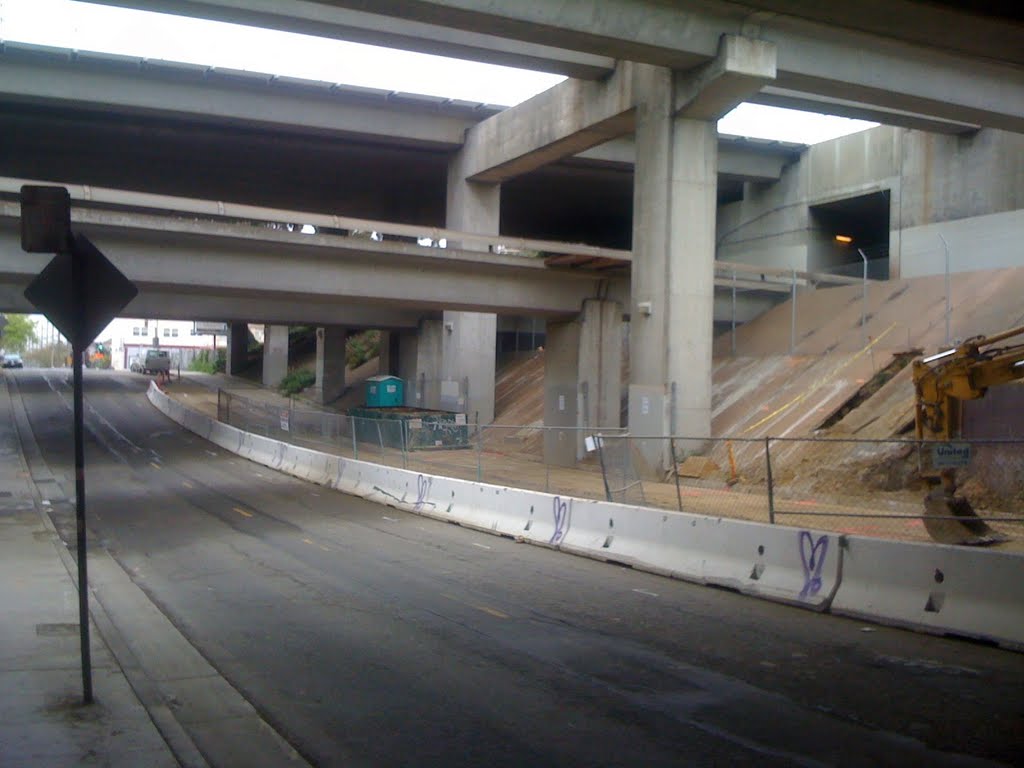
21 185 138 706
71 333 93 703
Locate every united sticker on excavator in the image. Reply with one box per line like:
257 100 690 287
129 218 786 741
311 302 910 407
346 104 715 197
932 442 971 468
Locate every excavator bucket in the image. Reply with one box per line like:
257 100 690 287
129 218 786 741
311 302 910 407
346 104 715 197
922 470 1009 546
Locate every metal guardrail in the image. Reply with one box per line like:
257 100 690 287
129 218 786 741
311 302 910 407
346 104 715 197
0 176 629 263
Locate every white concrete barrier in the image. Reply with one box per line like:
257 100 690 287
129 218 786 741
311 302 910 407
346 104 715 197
147 383 1024 645
831 535 1024 650
552 499 840 610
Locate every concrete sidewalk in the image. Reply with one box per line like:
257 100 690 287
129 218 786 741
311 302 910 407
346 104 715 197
0 374 178 767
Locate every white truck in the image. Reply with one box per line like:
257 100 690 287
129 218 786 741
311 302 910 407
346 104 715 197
130 348 171 375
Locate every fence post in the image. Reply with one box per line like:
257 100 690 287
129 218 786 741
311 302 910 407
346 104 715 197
400 419 409 470
790 269 797 354
858 247 868 348
476 420 483 483
670 437 683 513
351 416 359 460
731 268 737 357
939 233 951 345
596 436 612 502
765 436 776 524
375 420 385 460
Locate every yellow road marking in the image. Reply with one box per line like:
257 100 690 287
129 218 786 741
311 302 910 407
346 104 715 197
477 606 509 619
440 593 508 619
182 481 194 489
302 538 314 545
233 506 253 518
149 462 161 470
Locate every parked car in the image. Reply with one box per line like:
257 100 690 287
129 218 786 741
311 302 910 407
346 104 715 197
130 348 171 375
1 352 24 369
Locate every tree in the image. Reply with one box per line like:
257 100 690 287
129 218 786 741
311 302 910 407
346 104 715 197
0 314 37 353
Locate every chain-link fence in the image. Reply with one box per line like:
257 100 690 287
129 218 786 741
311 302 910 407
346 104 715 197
483 425 624 498
592 433 1023 543
593 435 772 521
215 390 1022 544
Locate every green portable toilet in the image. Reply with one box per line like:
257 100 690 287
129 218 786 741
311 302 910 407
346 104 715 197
365 375 404 408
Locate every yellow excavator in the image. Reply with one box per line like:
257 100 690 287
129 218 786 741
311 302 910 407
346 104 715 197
913 324 1024 545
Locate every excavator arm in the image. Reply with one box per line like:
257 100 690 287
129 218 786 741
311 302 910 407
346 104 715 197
913 324 1024 441
911 324 1024 545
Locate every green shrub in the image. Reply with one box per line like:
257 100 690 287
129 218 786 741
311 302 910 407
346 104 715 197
346 329 380 368
279 368 316 396
189 349 226 374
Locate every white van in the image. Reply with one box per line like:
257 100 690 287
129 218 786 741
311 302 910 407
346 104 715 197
130 348 171 374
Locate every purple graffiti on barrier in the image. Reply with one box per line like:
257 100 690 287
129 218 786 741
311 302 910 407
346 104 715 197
799 531 829 598
415 474 433 511
550 496 572 545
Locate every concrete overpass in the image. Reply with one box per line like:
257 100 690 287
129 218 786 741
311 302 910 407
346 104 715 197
0 195 631 321
0 41 801 240
93 0 1024 132
0 178 842 323
4 0 1021 465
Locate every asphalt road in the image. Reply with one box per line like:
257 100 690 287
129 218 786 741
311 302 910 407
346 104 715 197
10 369 1024 767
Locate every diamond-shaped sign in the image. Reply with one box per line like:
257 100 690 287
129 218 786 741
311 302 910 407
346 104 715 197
24 233 137 349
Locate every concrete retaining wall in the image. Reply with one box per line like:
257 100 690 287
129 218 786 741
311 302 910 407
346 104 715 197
898 208 1024 278
148 383 1024 650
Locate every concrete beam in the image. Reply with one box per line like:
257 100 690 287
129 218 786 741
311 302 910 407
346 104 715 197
0 206 627 317
675 36 776 121
750 87 980 135
463 62 637 183
0 45 477 149
464 37 775 185
577 136 799 182
88 0 613 79
304 0 1024 132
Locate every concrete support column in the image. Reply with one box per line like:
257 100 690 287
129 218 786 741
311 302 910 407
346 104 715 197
226 322 248 377
445 150 499 424
398 319 444 410
629 66 717 472
313 326 348 405
669 118 717 439
261 324 289 388
544 299 622 466
377 330 399 377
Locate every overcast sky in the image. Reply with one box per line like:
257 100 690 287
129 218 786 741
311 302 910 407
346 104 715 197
1 0 877 144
